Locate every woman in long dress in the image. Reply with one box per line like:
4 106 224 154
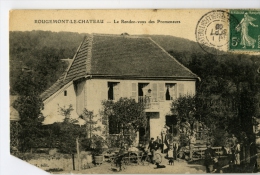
236 13 258 48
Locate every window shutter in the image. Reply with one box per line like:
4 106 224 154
151 83 157 102
114 83 120 101
122 82 129 98
170 84 177 100
158 83 165 101
178 83 184 97
131 83 137 101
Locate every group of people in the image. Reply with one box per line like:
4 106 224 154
204 133 242 173
115 131 242 173
225 134 241 169
147 137 174 167
204 143 222 173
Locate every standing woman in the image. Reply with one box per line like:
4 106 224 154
234 141 241 166
236 13 258 48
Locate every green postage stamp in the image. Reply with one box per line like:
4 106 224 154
229 9 260 51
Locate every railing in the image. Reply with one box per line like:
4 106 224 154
138 96 159 109
108 134 131 148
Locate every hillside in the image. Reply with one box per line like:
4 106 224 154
9 31 202 95
9 31 259 95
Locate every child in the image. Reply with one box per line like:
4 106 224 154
167 146 174 165
212 157 223 173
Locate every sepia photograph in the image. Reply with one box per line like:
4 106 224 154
8 9 260 174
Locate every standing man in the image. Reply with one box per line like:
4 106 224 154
204 143 216 173
161 125 169 153
189 132 196 161
156 136 163 153
148 137 158 164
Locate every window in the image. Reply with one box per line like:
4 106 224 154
64 90 67 96
165 83 176 100
138 83 150 102
107 82 120 100
138 83 150 97
108 115 120 134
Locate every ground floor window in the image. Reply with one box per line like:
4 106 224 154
108 115 120 134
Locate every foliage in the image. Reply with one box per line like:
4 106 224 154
89 135 106 156
12 72 44 152
79 108 105 155
9 30 84 95
171 94 196 126
170 51 260 143
80 109 101 136
56 105 86 154
101 98 146 146
10 121 22 152
102 98 147 132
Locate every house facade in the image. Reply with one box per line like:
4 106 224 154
41 34 199 142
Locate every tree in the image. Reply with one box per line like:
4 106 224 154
57 105 86 154
169 50 260 147
171 95 196 125
13 72 44 152
101 97 147 146
53 105 87 170
79 108 103 151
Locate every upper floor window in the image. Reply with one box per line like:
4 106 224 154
108 82 120 100
165 83 176 100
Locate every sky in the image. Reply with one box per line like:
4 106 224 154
9 10 210 42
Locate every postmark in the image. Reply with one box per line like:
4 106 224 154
229 9 260 52
195 10 239 55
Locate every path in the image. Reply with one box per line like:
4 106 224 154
56 155 206 174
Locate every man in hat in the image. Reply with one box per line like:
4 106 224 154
204 143 216 173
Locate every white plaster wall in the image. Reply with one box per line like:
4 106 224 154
42 82 84 125
85 79 196 137
76 80 86 115
42 79 195 135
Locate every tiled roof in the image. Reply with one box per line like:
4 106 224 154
90 34 197 77
41 34 198 101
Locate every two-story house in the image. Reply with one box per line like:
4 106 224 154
41 33 199 142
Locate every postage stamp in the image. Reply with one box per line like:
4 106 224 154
229 9 260 51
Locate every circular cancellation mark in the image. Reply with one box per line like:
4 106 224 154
195 10 239 55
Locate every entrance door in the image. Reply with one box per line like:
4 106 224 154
139 115 150 145
165 115 177 134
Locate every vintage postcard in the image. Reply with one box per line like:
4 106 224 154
9 9 260 174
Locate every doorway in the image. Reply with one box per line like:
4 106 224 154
165 115 177 134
